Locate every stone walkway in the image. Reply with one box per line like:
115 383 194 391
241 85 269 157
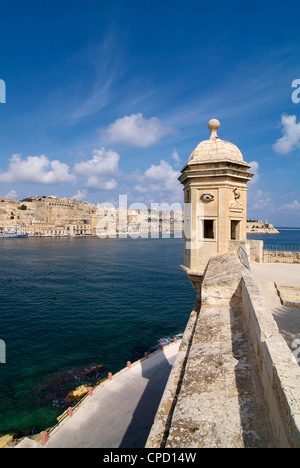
41 341 180 448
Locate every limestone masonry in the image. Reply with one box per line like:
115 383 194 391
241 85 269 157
179 118 253 275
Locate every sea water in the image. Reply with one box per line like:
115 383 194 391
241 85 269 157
247 227 300 251
247 227 300 249
0 237 193 436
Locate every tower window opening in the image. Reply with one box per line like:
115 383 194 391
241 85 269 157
231 220 240 240
204 219 214 239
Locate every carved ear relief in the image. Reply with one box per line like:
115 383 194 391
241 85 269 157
233 188 241 199
200 193 214 203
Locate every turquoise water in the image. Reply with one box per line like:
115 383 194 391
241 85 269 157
0 237 194 436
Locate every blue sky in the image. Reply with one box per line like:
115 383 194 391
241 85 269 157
0 0 300 226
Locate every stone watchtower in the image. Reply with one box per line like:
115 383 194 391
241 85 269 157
179 119 254 289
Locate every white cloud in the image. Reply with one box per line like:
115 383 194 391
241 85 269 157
85 176 118 190
134 160 182 202
72 189 87 201
4 190 19 199
73 148 120 191
273 114 300 154
100 113 174 148
248 160 259 185
247 188 274 212
0 148 120 194
171 150 181 167
73 148 119 177
0 154 75 184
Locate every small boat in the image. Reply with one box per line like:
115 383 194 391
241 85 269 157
0 229 28 238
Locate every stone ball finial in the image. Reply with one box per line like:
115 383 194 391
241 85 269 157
208 119 220 131
208 119 220 139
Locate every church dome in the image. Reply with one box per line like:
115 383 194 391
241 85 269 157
188 119 244 164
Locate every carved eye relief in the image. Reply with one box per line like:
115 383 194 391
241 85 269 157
201 193 214 203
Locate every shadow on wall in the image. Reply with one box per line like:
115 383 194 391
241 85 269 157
271 306 300 351
119 352 172 448
229 281 275 448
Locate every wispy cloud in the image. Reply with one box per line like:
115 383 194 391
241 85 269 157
247 188 274 214
279 199 300 212
53 32 127 126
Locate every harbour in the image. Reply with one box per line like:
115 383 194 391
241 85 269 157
0 236 193 436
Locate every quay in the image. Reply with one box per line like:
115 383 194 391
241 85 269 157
16 341 181 448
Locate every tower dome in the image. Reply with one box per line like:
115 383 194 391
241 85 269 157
188 119 244 164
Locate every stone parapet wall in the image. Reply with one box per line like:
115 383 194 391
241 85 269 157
241 275 300 447
146 252 300 448
228 239 264 263
249 239 264 263
263 250 300 264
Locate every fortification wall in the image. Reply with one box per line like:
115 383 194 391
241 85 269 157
263 250 300 264
228 239 264 263
241 274 300 446
146 252 300 448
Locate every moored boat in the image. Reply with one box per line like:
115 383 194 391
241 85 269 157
0 229 28 238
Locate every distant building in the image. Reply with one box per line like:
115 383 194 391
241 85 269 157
0 195 184 238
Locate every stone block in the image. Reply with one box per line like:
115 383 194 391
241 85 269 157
0 434 13 448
